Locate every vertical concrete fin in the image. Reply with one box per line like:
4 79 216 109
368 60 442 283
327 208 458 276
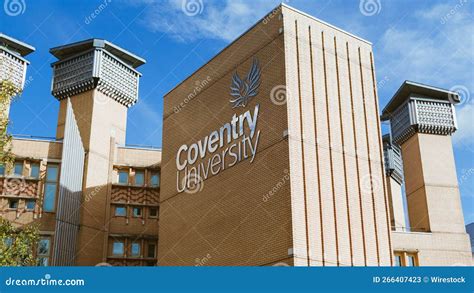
52 98 85 266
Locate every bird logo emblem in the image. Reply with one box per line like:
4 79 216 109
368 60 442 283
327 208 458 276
229 58 261 108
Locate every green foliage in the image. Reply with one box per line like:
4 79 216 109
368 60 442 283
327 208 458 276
1 79 20 172
0 218 40 266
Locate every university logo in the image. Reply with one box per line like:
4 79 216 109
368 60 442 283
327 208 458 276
229 58 261 108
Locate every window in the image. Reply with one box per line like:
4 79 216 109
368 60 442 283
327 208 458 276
131 242 140 257
135 171 144 186
30 163 40 178
147 243 156 258
394 254 402 267
14 162 23 176
43 165 58 212
133 207 142 217
406 253 418 267
37 238 50 266
113 242 124 255
149 207 158 218
26 199 36 210
8 199 19 209
0 164 5 176
150 173 160 187
118 170 128 185
115 206 126 217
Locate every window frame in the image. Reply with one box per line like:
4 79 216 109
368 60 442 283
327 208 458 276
37 237 51 266
30 163 40 179
150 172 160 188
132 207 142 218
8 199 19 210
114 205 127 217
149 207 158 218
25 199 36 211
43 164 59 213
147 242 156 258
112 241 125 256
14 162 24 177
134 170 145 186
117 170 129 185
131 242 141 257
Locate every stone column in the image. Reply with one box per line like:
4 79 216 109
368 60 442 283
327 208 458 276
50 39 145 265
381 81 465 234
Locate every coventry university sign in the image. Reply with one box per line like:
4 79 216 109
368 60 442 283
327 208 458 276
176 59 262 193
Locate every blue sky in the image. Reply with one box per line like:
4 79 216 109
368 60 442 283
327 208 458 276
1 0 473 223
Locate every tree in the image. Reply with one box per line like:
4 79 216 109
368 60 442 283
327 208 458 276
1 75 40 266
0 218 40 266
0 79 18 172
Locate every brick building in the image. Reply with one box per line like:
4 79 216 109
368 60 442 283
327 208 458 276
0 4 472 266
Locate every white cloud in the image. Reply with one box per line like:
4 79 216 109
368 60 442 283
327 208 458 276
453 102 474 147
129 0 282 42
376 1 474 147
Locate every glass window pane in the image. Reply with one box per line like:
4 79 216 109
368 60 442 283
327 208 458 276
133 207 142 217
131 243 140 256
151 173 160 187
113 242 124 255
118 171 128 184
0 164 5 176
14 162 23 176
149 207 158 217
26 200 35 210
115 206 126 217
30 164 40 178
135 171 144 186
43 183 57 212
38 257 48 266
38 239 50 255
394 255 401 266
407 255 415 266
46 165 58 182
147 244 156 258
9 199 19 209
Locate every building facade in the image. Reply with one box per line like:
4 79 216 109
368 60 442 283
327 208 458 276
0 4 472 267
1 36 161 266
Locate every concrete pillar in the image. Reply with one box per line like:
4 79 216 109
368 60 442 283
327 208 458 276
381 81 465 234
382 134 406 231
50 39 145 265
